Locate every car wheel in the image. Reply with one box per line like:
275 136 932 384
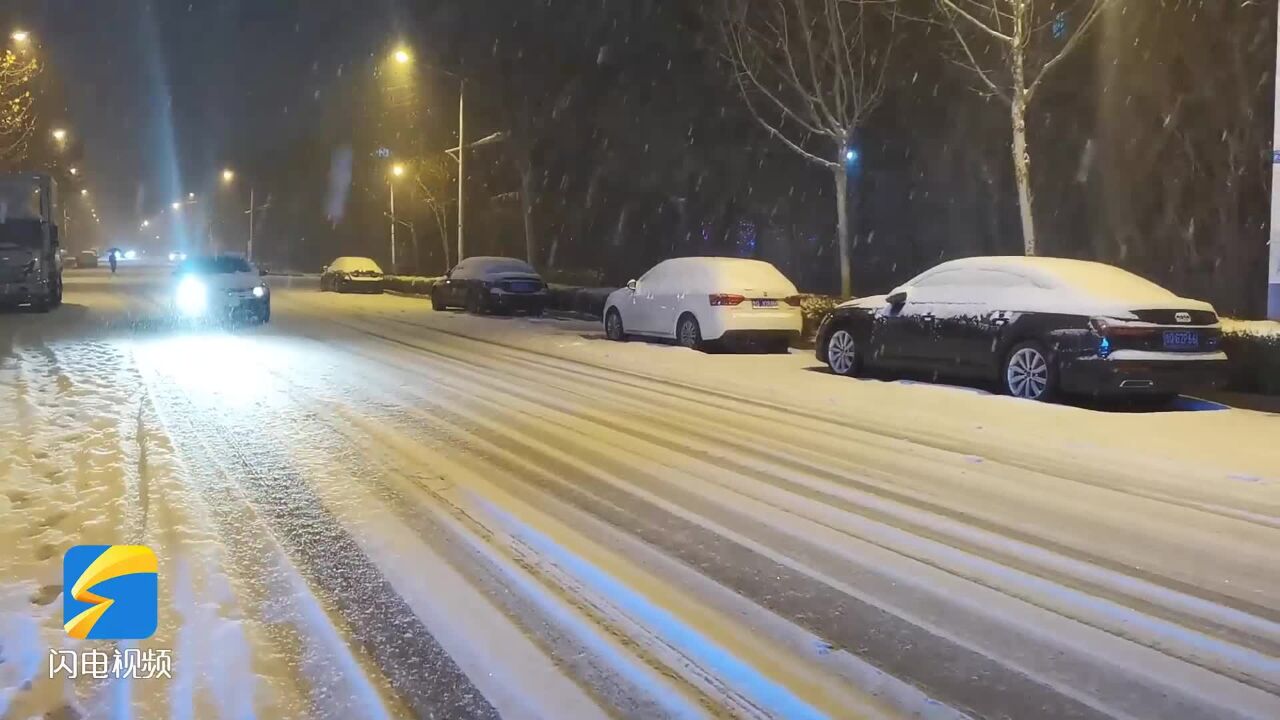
1002 341 1056 402
676 313 703 350
50 278 63 308
430 289 448 311
466 290 487 315
259 301 271 324
320 277 329 292
826 328 860 376
604 308 627 341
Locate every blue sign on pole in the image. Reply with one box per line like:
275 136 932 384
1272 150 1280 164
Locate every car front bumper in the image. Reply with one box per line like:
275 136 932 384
1058 351 1227 396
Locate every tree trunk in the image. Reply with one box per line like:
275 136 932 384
833 165 852 297
519 166 537 266
1011 95 1037 256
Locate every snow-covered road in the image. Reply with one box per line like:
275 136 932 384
3 267 1278 719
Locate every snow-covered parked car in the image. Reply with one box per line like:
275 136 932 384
604 257 802 352
171 255 270 324
321 256 385 294
431 256 548 315
816 256 1226 402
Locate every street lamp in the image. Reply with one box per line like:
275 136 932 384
51 128 67 143
393 47 411 65
80 189 88 197
11 30 29 44
187 192 195 200
69 167 78 176
141 220 150 229
222 169 235 184
171 202 182 211
388 164 405 272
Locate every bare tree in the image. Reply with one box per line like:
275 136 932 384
0 47 40 168
412 156 455 273
721 0 899 296
934 0 1109 255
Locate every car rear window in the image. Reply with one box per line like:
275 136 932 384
452 257 535 279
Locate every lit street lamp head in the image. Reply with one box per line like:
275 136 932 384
393 48 411 65
172 202 182 211
52 128 67 142
80 189 88 197
69 167 78 176
11 30 29 44
222 169 235 184
391 163 405 178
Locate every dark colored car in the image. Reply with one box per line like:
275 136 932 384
815 257 1227 402
431 256 547 315
321 256 385 294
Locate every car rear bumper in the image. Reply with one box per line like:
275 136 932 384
488 289 547 312
700 306 802 340
1058 352 1227 396
336 279 384 293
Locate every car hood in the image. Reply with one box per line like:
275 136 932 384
838 295 886 310
176 272 260 291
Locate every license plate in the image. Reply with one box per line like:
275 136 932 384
508 282 538 293
752 299 778 308
1163 330 1200 349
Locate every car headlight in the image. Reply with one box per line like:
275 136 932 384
175 276 208 316
252 285 266 298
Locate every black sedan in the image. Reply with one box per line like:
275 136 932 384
431 256 548 315
815 257 1227 402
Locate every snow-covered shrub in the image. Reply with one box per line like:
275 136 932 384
383 275 443 295
547 284 617 317
1221 323 1280 395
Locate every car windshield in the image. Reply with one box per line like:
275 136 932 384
177 256 251 274
8 5 1276 720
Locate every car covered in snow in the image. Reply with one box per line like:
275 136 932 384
75 251 98 269
603 257 802 352
431 256 547 315
321 256 385 294
171 255 270 323
816 256 1226 402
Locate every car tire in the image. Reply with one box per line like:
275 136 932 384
466 290 487 315
50 277 63 308
1002 341 1057 402
430 289 449 311
826 328 860 376
259 301 271 324
604 308 627 341
676 313 703 350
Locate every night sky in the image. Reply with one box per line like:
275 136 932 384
15 0 404 246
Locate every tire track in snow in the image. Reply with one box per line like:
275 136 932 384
283 312 1280 719
334 318 1280 653
137 358 496 720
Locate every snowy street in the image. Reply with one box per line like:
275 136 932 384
3 266 1279 719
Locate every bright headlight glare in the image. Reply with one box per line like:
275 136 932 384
175 276 208 316
252 285 265 298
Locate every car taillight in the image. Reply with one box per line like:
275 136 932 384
709 293 746 306
784 295 803 307
1089 317 1151 337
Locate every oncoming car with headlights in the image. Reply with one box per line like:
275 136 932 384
171 255 270 324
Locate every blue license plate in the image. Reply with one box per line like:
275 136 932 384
752 299 779 308
1163 330 1200 349
508 282 538 293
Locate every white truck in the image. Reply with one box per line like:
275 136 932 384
0 173 63 311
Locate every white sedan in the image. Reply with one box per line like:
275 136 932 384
603 257 802 351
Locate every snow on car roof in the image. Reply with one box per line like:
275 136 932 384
930 256 1177 302
329 256 383 273
459 256 535 271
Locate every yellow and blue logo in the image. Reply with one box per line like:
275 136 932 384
62 545 158 640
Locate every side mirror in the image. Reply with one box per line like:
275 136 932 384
886 289 908 306
626 279 637 291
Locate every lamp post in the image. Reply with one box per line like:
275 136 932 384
390 163 405 273
1270 0 1280 318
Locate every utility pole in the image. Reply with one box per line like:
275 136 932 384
457 78 466 264
1270 0 1280 318
389 178 397 273
247 187 255 262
